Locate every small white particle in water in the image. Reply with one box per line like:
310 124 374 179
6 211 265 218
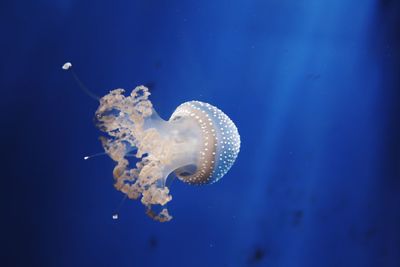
84 156 89 160
112 214 118 220
62 62 72 70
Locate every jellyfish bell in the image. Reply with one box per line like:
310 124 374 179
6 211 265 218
170 101 240 184
95 86 240 222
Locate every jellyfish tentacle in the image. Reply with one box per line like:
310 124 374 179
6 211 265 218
83 151 107 160
146 206 172 222
62 62 100 101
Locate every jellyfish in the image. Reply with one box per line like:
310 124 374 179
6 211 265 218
95 86 240 221
93 85 240 222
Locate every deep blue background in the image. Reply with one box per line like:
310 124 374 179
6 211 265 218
2 0 400 266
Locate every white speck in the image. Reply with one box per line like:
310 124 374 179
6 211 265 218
84 156 89 160
112 214 118 220
62 62 72 70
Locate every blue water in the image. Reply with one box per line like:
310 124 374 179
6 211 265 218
2 1 400 266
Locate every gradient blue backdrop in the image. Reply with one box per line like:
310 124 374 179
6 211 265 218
2 0 400 266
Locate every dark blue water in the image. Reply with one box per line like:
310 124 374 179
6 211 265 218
2 1 400 266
